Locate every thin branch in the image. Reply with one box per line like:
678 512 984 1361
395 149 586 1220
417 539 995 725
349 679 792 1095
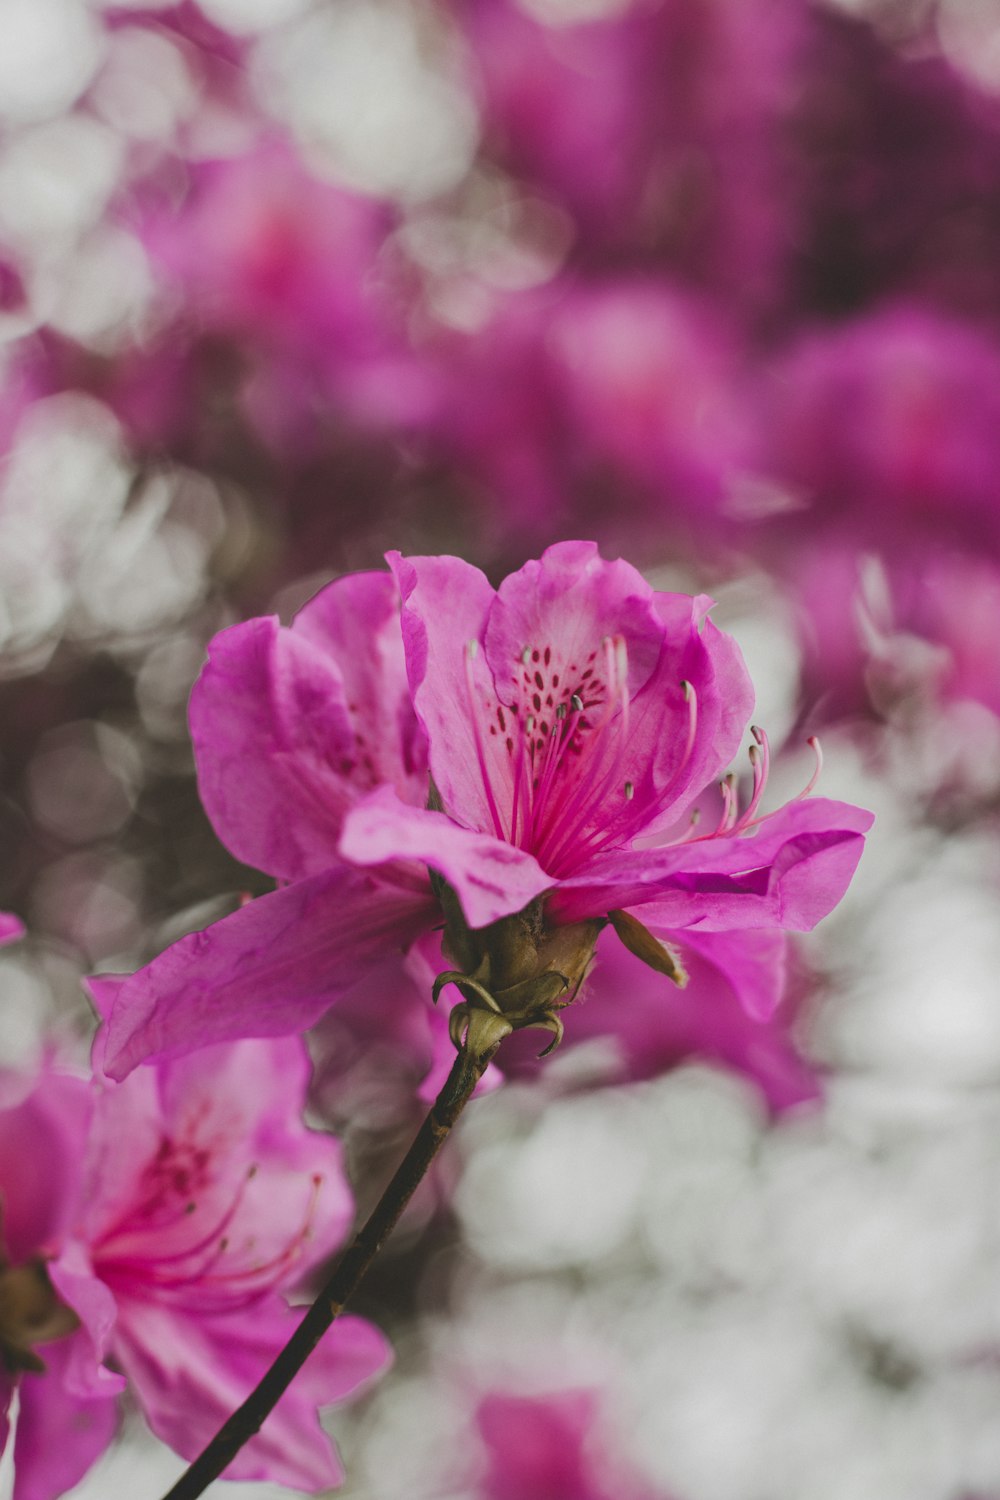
159 1041 496 1500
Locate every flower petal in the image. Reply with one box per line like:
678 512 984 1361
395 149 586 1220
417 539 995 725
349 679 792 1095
293 569 427 794
0 913 24 947
112 1296 389 1491
388 550 507 834
484 541 664 707
47 1247 126 1398
0 1070 91 1264
548 798 873 930
340 785 553 928
15 1338 119 1500
82 1038 355 1291
95 867 438 1080
189 614 355 881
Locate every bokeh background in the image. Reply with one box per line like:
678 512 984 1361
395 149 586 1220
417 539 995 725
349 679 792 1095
2 0 1000 1496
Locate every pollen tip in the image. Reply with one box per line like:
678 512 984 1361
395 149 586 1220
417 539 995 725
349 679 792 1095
467 639 479 659
624 780 634 800
521 646 531 665
750 723 764 743
748 743 760 765
681 679 692 700
570 693 584 712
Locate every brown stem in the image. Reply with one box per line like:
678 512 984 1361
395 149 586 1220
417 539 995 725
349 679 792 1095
159 1041 495 1500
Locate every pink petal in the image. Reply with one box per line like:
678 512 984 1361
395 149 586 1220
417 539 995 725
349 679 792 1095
96 866 438 1080
113 1296 389 1491
388 551 507 834
82 1038 355 1291
637 594 755 831
339 785 553 928
189 614 355 881
484 542 664 707
549 798 873 930
46 1248 126 1398
15 1338 119 1500
476 1388 662 1500
0 913 24 947
0 1070 91 1264
292 569 427 794
527 590 755 868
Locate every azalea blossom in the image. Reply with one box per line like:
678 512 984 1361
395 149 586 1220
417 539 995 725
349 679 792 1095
98 542 870 1079
474 1388 667 1500
0 1035 390 1499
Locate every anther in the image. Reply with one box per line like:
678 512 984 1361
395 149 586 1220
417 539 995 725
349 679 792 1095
521 646 531 665
570 693 584 712
624 781 634 800
555 703 568 720
468 639 480 659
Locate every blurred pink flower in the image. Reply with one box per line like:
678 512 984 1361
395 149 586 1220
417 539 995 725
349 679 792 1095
0 1038 389 1498
97 544 869 1080
760 305 1000 553
0 913 24 946
427 279 749 552
475 1388 665 1500
752 306 1000 722
459 0 806 321
793 543 1000 728
135 141 438 450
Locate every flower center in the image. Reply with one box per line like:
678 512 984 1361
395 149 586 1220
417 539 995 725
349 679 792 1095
94 1137 325 1310
466 635 699 875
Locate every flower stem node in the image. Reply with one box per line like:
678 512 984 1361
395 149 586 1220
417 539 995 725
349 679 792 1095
433 887 604 1063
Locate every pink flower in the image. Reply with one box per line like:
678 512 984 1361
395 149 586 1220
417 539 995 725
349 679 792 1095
759 305 1000 554
0 1036 390 1498
0 913 24 946
474 1388 666 1500
460 0 806 321
99 543 870 1079
135 140 438 452
426 279 750 551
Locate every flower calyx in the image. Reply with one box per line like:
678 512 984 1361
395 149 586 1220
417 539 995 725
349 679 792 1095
432 884 604 1066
